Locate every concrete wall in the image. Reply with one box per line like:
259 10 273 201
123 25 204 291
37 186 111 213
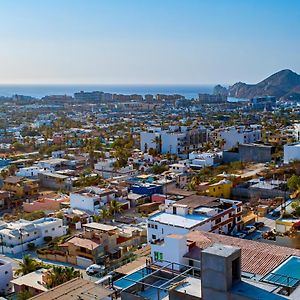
239 144 272 163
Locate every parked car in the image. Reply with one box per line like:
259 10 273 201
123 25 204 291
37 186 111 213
86 264 105 276
271 210 281 218
243 225 256 234
234 232 247 239
254 222 264 229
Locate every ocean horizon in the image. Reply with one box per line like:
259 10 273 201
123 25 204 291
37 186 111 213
0 84 217 99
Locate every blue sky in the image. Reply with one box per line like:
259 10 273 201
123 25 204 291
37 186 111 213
0 0 299 84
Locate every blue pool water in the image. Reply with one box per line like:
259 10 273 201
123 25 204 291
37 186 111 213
114 267 154 289
264 256 300 287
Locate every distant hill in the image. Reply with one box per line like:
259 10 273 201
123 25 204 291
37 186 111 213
227 69 300 100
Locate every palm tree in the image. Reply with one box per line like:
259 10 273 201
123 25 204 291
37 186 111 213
17 290 32 300
99 207 111 221
15 255 43 276
108 200 123 217
46 266 80 289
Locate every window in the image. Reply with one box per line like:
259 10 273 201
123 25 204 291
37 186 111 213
148 224 151 228
154 251 163 262
232 257 240 281
237 207 241 212
45 230 48 233
215 218 221 224
52 228 55 231
152 234 156 240
154 225 158 229
161 228 164 234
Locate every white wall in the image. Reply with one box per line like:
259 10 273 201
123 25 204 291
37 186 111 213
284 143 300 164
0 259 13 295
70 193 97 212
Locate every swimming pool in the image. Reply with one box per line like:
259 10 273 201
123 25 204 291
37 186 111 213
263 256 300 287
114 267 154 290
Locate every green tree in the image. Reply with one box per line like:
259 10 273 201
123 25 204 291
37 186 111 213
287 174 300 191
15 255 43 276
108 200 123 217
17 290 32 300
46 266 80 289
99 207 111 221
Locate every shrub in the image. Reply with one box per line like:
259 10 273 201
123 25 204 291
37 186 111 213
44 236 53 243
27 242 35 250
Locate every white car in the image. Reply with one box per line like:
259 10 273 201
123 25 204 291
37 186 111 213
86 264 105 275
244 225 256 234
234 232 247 239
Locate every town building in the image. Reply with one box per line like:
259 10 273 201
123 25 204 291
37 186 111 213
0 258 13 295
147 195 243 243
3 176 39 197
284 142 300 164
30 278 114 300
0 217 67 254
70 187 117 214
216 125 262 150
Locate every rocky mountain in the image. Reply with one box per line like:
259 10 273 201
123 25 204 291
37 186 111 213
213 84 228 96
227 69 300 100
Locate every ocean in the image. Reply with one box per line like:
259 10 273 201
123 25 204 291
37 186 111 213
0 84 215 99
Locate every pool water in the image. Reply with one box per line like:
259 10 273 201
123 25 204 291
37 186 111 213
264 256 300 287
114 267 154 289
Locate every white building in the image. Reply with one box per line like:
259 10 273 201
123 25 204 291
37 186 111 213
188 152 222 168
0 258 13 295
169 163 188 173
16 166 41 178
140 126 209 156
70 187 116 213
0 217 67 254
217 125 261 150
94 159 136 179
147 196 243 243
37 158 68 172
140 128 162 152
284 142 300 164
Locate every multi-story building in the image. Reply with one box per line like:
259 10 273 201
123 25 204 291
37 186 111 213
216 125 261 150
3 176 39 197
284 142 300 164
94 158 136 179
0 217 67 254
198 93 227 104
147 195 243 243
140 126 209 156
0 258 13 295
70 186 117 214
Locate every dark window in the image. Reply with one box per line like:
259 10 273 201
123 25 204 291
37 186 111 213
232 257 240 281
215 218 221 224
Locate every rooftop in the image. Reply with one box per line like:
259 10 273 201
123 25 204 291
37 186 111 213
83 222 117 232
30 278 114 300
149 211 209 228
11 268 48 292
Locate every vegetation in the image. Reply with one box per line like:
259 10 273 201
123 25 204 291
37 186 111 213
109 199 123 217
46 266 81 289
287 174 300 191
15 255 44 276
17 290 32 300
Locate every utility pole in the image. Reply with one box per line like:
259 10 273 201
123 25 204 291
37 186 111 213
0 234 3 254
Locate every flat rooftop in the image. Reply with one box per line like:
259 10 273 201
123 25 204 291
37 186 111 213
83 222 117 231
30 278 114 300
149 211 209 228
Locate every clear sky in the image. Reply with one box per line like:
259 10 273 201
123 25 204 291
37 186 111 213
0 0 299 85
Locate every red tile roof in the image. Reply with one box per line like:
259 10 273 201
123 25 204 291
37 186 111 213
186 231 300 276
